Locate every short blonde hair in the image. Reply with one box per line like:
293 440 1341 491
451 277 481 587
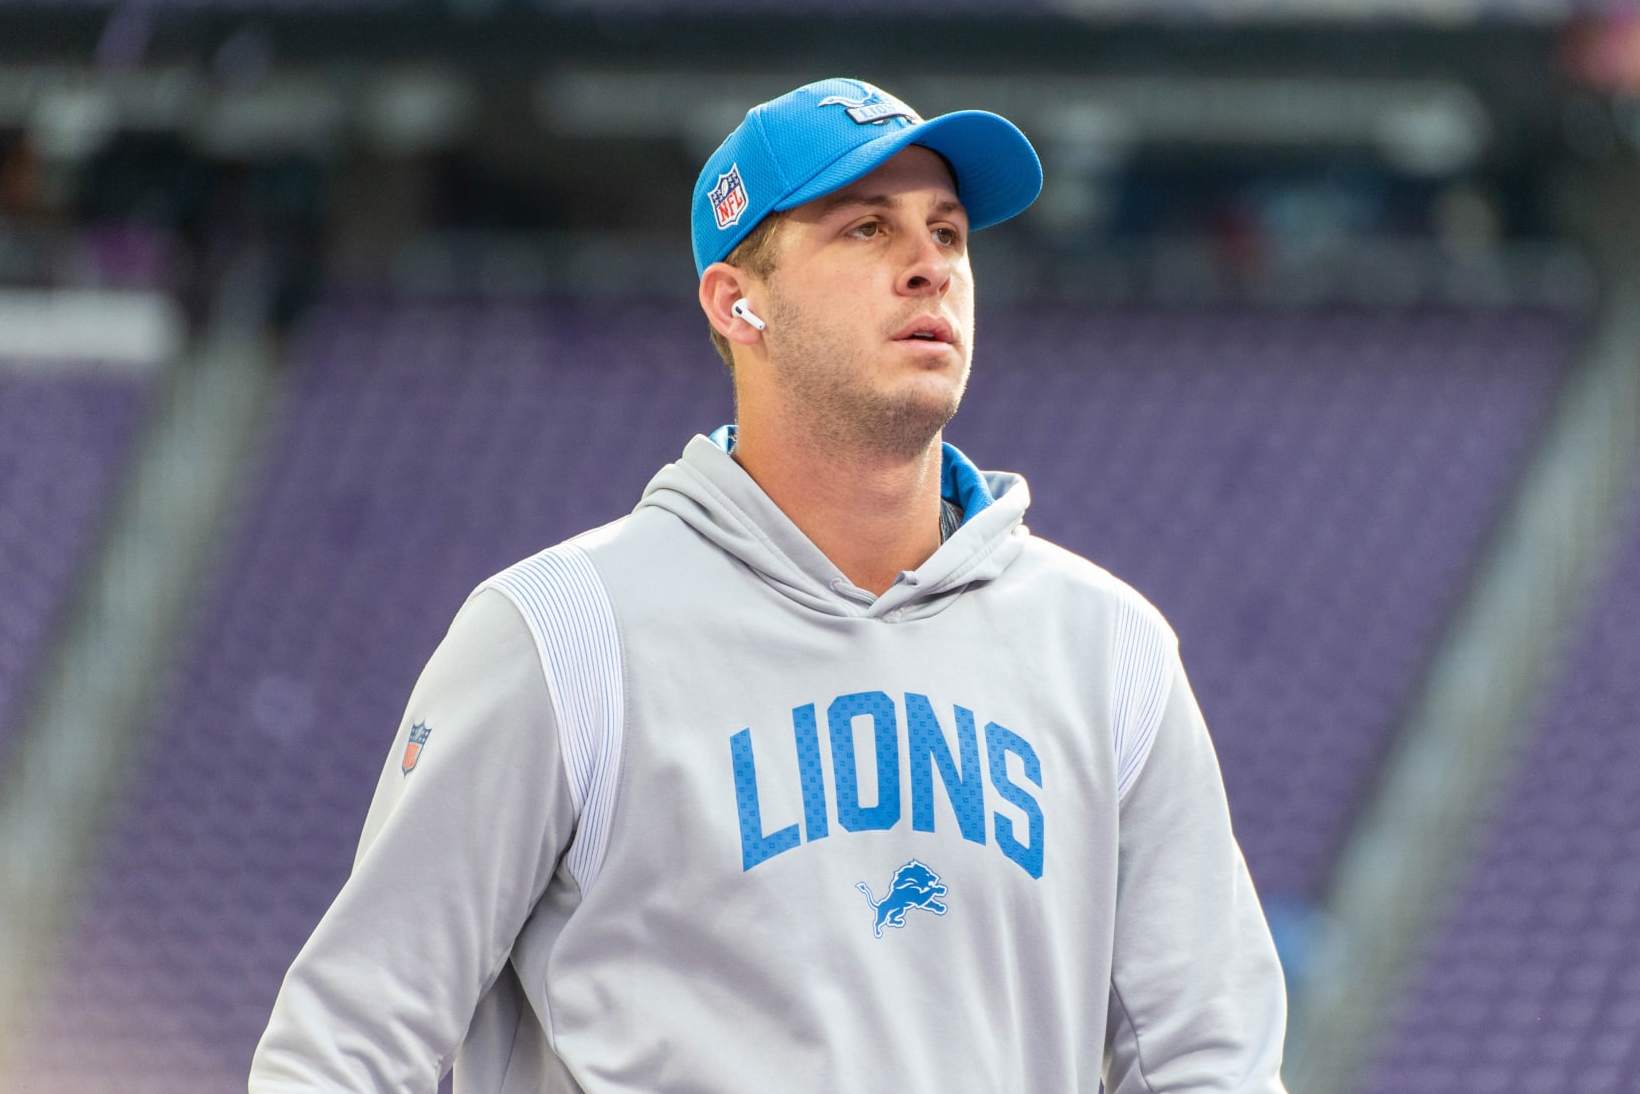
708 212 787 376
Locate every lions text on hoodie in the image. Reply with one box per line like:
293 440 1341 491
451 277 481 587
250 432 1289 1093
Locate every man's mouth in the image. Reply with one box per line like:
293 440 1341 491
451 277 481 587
892 316 957 345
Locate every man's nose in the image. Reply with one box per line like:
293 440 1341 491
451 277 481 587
897 231 953 297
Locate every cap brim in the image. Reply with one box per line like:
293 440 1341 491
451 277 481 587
773 109 1042 232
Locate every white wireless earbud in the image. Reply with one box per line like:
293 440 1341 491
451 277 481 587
731 298 767 332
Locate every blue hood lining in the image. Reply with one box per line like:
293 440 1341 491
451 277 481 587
706 423 993 529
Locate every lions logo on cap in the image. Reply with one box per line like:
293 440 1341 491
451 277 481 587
818 82 922 127
708 163 749 231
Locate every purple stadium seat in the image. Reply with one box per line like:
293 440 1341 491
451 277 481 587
962 305 1575 903
1363 472 1640 1093
10 297 1578 1090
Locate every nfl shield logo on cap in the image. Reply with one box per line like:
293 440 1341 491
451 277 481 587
708 164 749 231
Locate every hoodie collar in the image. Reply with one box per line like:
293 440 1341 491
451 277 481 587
639 427 1030 621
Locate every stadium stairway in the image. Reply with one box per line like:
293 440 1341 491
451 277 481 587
0 329 278 1083
1287 277 1640 1093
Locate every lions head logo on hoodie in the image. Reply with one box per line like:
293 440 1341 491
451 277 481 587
857 859 949 938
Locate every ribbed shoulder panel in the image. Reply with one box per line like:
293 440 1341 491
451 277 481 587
1110 588 1176 802
476 543 625 893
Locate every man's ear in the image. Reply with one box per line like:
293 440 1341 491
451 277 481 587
700 263 765 347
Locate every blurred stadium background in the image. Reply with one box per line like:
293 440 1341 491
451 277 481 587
2 0 1640 1090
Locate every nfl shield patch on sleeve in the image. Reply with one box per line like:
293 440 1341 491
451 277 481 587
402 721 432 775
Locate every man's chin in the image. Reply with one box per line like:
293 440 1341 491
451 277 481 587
894 368 967 421
859 387 963 459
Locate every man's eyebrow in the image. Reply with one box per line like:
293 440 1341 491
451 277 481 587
812 192 967 220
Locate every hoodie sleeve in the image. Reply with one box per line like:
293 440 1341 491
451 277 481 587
248 587 577 1093
1102 609 1289 1092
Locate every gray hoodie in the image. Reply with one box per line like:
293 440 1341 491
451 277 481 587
250 431 1289 1093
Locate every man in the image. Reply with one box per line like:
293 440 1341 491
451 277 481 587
250 77 1289 1092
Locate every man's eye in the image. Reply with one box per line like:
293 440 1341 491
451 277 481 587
849 221 961 245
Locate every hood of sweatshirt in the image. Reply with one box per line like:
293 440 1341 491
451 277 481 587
633 426 1032 621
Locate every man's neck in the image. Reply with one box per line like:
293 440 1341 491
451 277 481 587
730 421 944 598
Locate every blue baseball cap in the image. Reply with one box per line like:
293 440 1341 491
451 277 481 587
691 77 1043 278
